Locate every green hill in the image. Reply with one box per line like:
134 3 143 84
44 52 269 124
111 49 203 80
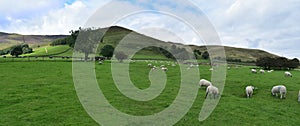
0 27 280 61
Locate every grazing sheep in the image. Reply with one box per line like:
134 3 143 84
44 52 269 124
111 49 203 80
209 68 214 71
245 86 255 98
259 69 265 74
251 69 257 73
199 79 212 87
190 64 195 68
271 85 287 99
298 91 300 102
161 67 168 71
151 66 157 70
148 63 152 67
98 60 103 65
171 64 176 67
268 70 274 73
205 85 219 99
284 71 292 77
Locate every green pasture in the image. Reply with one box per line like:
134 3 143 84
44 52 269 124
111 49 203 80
1 61 300 125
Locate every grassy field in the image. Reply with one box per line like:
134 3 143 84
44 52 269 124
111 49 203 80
1 61 300 125
22 45 72 57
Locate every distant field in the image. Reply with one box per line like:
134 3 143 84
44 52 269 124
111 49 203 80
1 61 300 125
22 45 72 57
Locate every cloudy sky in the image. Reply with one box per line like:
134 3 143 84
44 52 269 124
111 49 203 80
0 0 299 58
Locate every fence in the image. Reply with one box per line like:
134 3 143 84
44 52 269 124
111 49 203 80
0 56 104 62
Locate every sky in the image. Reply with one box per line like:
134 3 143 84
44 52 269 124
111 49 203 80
0 0 299 59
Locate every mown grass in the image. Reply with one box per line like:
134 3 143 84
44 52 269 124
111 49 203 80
1 61 300 125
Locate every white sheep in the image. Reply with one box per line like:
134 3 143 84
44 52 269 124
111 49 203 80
205 85 219 99
284 71 292 77
161 67 168 71
268 70 274 73
271 85 287 99
199 79 212 87
148 63 152 67
251 69 257 73
151 66 157 70
245 86 255 98
209 68 214 71
259 69 265 74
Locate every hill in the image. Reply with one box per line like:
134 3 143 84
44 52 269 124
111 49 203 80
0 26 280 61
99 26 279 61
0 32 67 50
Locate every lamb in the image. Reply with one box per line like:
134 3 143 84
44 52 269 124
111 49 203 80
199 79 212 87
259 69 265 74
245 86 255 98
251 69 257 73
205 85 219 99
148 63 152 67
271 85 287 99
284 71 292 77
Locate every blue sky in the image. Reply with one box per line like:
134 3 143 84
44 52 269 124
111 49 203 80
0 0 299 59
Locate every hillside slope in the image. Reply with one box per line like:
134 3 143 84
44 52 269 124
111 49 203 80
0 27 279 61
100 26 279 61
0 32 67 50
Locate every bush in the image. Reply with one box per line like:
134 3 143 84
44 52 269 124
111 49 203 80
100 45 114 59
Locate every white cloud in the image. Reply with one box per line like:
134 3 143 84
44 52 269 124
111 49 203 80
0 0 299 58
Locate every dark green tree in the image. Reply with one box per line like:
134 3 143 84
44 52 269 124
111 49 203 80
288 58 300 69
100 45 115 59
10 45 23 57
202 51 210 60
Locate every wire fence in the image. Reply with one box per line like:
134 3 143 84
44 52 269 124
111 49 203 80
0 56 105 62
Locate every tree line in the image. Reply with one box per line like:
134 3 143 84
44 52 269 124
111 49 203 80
0 44 33 57
256 57 299 70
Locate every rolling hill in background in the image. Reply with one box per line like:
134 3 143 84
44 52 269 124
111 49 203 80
0 32 67 50
0 26 280 61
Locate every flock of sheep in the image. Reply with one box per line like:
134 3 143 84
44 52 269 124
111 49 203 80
200 70 295 101
144 60 297 101
112 59 297 101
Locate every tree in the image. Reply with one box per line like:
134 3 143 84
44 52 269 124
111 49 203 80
288 58 300 69
202 51 210 59
10 45 23 57
193 49 201 59
256 57 299 70
256 57 273 70
75 28 103 61
115 51 128 62
100 45 115 59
